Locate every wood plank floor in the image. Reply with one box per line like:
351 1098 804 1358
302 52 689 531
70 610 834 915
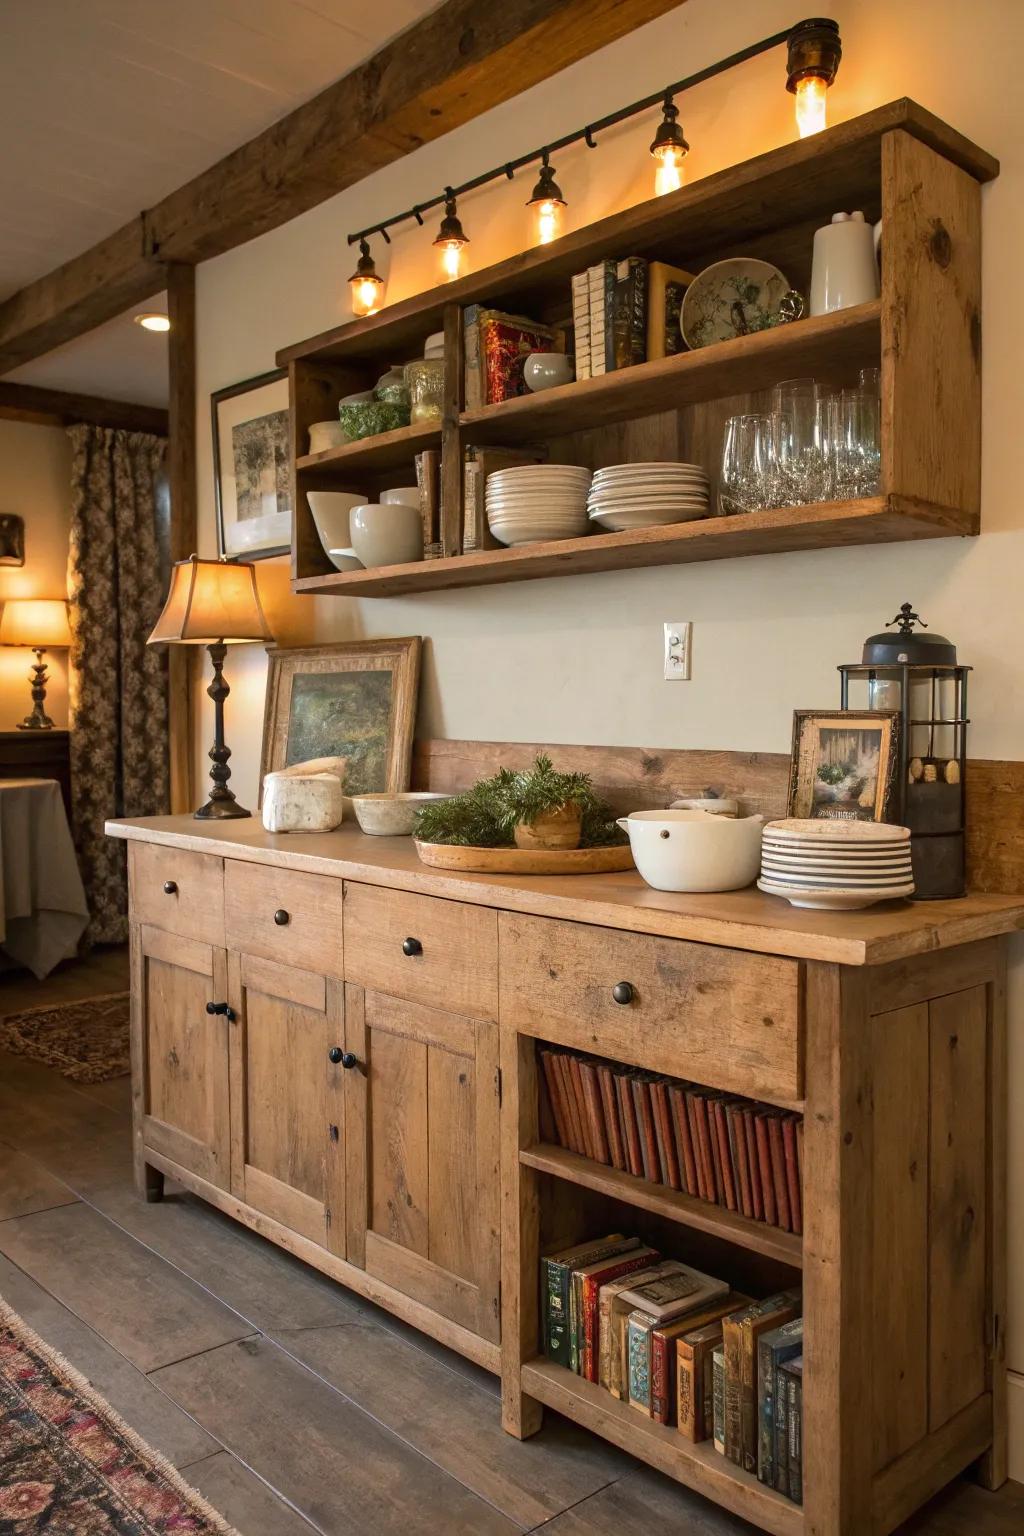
1 950 1022 1535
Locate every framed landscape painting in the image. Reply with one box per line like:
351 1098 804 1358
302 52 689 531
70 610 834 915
213 368 291 560
788 710 899 822
260 639 422 798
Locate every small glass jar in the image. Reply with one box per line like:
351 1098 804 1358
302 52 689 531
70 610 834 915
404 358 445 423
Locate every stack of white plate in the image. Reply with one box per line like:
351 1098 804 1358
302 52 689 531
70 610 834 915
587 462 710 531
757 819 914 910
486 465 591 546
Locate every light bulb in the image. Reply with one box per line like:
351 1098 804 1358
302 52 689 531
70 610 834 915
439 240 464 282
653 144 685 197
794 74 828 137
134 313 171 332
534 198 563 245
526 159 566 248
433 196 469 283
347 239 385 317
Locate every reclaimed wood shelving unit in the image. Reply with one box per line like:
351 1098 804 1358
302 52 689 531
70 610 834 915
278 99 996 598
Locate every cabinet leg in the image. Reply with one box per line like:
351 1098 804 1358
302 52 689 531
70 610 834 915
137 1161 164 1203
501 1383 543 1440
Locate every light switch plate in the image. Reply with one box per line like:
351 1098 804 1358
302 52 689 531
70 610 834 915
663 621 691 680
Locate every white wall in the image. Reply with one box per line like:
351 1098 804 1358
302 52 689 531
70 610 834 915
193 0 1024 1473
0 419 71 728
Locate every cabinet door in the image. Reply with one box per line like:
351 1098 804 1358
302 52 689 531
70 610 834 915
228 951 346 1254
133 923 231 1189
345 986 500 1343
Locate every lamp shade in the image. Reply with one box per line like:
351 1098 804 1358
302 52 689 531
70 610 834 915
0 598 71 648
148 556 274 645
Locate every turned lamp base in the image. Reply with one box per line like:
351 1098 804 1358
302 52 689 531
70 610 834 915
195 640 251 821
17 648 56 730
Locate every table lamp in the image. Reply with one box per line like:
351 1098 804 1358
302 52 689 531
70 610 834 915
0 597 72 730
148 555 274 820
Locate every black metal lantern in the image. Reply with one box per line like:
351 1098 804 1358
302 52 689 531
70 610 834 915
838 603 970 899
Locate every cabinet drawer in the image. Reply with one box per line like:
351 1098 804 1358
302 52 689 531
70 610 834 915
224 860 344 976
344 883 498 1022
499 912 802 1103
129 842 224 946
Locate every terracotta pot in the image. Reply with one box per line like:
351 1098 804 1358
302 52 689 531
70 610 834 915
514 803 582 851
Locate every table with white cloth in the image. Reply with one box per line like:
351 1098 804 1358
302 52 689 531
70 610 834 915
0 778 89 979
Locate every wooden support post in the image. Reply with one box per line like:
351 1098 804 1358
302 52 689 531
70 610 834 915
166 262 196 815
500 1027 544 1438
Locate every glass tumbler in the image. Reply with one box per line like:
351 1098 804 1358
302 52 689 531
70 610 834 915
770 387 834 505
833 388 881 499
719 413 774 516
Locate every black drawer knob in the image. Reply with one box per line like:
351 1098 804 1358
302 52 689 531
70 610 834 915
206 1000 236 1020
163 880 177 895
274 909 290 926
402 937 422 957
328 1047 358 1068
612 981 635 1006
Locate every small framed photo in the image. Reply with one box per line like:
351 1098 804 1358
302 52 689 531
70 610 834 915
212 369 291 561
788 710 900 822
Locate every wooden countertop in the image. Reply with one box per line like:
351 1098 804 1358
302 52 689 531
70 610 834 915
106 815 1024 967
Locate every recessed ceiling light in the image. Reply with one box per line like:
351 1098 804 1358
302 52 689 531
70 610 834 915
133 313 171 332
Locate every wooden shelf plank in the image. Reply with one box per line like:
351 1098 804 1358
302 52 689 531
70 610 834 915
295 419 441 477
291 496 974 597
520 1143 802 1267
462 304 880 444
521 1358 803 1536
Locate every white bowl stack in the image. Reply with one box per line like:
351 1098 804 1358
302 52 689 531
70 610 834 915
758 819 914 910
485 464 592 546
587 462 710 531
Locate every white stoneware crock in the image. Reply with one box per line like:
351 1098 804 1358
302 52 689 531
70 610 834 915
616 808 763 892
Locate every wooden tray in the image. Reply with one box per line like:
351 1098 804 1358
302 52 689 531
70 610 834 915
413 840 635 875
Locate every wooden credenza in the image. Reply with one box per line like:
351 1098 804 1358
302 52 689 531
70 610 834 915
107 815 1024 1536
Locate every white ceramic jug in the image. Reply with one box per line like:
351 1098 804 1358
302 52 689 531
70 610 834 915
809 211 882 316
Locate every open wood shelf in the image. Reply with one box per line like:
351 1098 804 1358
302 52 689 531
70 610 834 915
521 1143 802 1268
461 302 879 445
295 419 441 477
291 495 973 597
521 1358 803 1536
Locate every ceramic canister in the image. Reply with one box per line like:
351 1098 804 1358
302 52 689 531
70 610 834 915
809 211 882 316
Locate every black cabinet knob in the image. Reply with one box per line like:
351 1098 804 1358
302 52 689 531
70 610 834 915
402 937 422 957
206 1001 236 1020
328 1047 358 1068
612 981 635 1006
274 909 290 926
163 880 177 895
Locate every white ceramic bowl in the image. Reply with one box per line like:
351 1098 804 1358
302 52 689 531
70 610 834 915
327 547 363 572
524 353 574 392
307 420 346 454
351 791 451 836
349 503 423 568
617 809 764 892
381 485 420 507
307 491 365 558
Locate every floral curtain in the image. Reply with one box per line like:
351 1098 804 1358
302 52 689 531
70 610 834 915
67 425 170 943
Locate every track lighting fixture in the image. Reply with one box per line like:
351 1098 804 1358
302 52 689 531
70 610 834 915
526 156 566 245
433 195 469 282
347 239 385 317
649 98 689 196
786 17 842 137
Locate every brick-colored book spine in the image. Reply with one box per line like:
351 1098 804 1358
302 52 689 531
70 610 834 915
754 1112 777 1226
539 1050 570 1150
554 1054 584 1154
713 1099 737 1211
616 1071 644 1176
783 1115 802 1235
650 1080 681 1190
730 1102 753 1217
631 1075 660 1182
693 1092 718 1202
667 1083 698 1195
596 1064 626 1170
578 1060 610 1165
743 1107 764 1221
768 1113 791 1231
568 1056 596 1160
686 1091 711 1200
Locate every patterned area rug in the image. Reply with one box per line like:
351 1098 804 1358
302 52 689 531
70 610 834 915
0 1298 238 1533
0 993 130 1083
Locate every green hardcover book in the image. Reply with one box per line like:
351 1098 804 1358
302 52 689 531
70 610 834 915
541 1235 635 1369
781 1356 804 1505
712 1347 727 1454
757 1318 803 1486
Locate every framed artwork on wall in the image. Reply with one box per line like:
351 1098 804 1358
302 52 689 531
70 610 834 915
212 368 291 561
788 709 900 822
260 638 422 798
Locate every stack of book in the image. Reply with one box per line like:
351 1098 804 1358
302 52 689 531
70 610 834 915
570 258 695 380
539 1236 804 1499
538 1046 803 1234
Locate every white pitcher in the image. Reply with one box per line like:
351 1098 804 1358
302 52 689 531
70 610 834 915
809 211 882 316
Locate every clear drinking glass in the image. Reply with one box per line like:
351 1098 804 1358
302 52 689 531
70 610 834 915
770 387 834 505
719 413 774 515
833 388 881 499
858 365 881 396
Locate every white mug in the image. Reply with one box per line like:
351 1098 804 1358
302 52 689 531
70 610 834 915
810 211 882 316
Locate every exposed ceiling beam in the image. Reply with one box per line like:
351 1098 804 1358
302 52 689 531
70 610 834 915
0 381 168 436
0 0 685 374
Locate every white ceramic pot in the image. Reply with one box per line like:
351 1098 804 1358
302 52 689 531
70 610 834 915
308 420 346 454
262 771 344 833
351 791 450 836
524 352 574 392
306 491 364 558
349 503 423 568
381 485 420 507
616 809 763 893
809 211 882 316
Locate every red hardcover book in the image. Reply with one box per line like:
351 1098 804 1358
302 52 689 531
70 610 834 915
596 1064 627 1171
631 1075 661 1182
712 1099 737 1211
742 1107 764 1221
579 1060 610 1165
554 1053 584 1154
689 1090 715 1202
783 1115 802 1235
754 1112 777 1226
580 1245 661 1381
568 1055 596 1160
650 1080 681 1190
767 1113 791 1232
729 1102 753 1218
616 1071 645 1177
796 1116 804 1190
539 1050 570 1150
669 1083 699 1195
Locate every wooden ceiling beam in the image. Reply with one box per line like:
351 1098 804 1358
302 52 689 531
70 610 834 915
0 381 168 436
0 0 685 373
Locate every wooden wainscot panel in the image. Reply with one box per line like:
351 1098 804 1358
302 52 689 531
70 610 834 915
343 881 498 1022
224 859 344 977
498 912 802 1104
129 841 225 946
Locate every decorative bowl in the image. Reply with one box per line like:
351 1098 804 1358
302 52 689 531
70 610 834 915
349 503 423 568
616 808 763 892
351 791 451 836
338 400 411 441
680 258 791 350
306 491 364 557
381 485 420 507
